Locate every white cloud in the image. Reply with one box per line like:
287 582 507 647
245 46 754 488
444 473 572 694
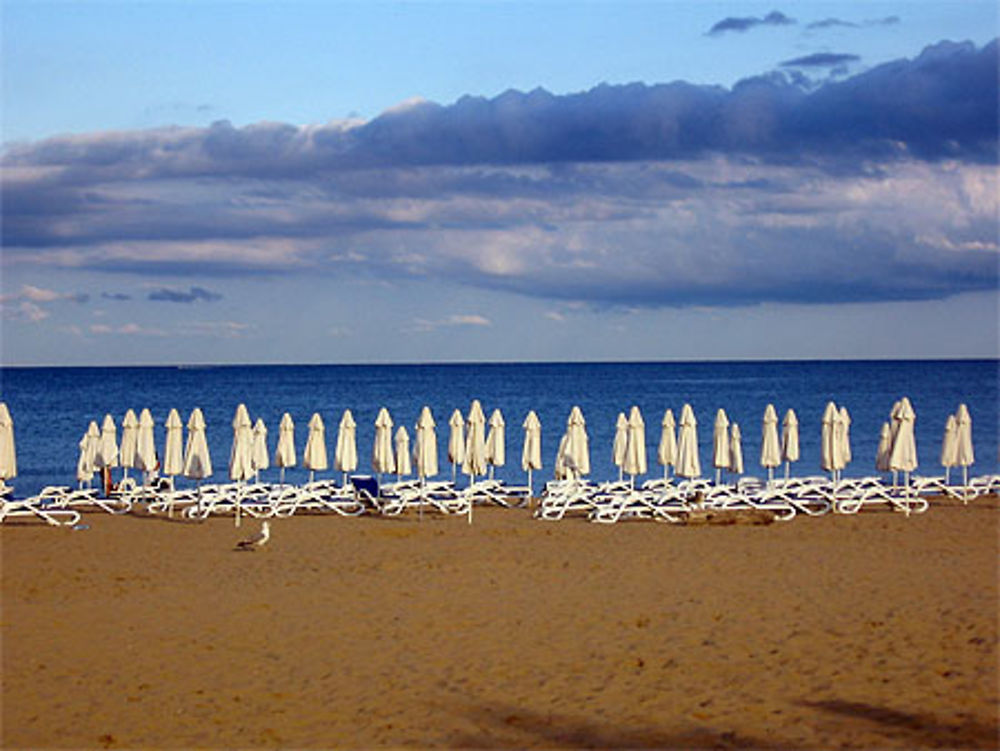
181 321 253 338
408 313 492 332
9 301 49 322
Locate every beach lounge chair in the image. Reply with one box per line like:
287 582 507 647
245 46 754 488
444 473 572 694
832 477 929 516
589 482 691 523
276 481 366 517
701 479 798 521
1 492 82 526
36 485 132 515
535 479 602 520
463 478 531 508
966 474 1000 500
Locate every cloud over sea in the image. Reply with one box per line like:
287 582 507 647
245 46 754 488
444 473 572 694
2 39 997 311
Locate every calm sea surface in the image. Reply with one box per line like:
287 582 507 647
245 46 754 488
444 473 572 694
1 361 997 496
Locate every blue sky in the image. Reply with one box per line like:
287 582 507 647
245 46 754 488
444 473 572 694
2 1 998 365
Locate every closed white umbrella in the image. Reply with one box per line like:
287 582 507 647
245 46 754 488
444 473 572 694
521 410 542 495
335 409 358 485
274 412 296 484
462 400 487 480
447 409 465 482
657 409 677 480
372 407 396 481
830 405 851 482
183 407 212 482
135 408 157 482
77 421 100 488
485 409 505 480
118 409 137 480
623 405 647 486
302 412 328 482
888 397 917 489
229 403 254 483
95 414 119 471
414 406 439 481
730 423 744 476
839 406 852 467
251 418 269 482
712 408 731 484
0 402 16 484
94 413 119 496
394 426 412 480
553 432 571 480
675 404 700 480
820 402 838 480
162 408 184 478
781 408 799 479
887 399 902 484
939 414 958 483
560 405 590 479
954 403 974 493
876 422 893 473
463 400 488 525
612 412 628 482
760 404 781 484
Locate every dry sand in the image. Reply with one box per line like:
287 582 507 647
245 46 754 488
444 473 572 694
2 496 998 749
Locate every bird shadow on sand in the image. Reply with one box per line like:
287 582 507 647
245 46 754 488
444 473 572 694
433 701 780 749
798 698 998 749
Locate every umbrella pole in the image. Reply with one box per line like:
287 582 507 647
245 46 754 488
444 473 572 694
280 467 285 486
963 465 969 504
467 472 474 525
527 468 533 499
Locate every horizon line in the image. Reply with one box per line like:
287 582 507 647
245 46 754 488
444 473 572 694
2 355 998 370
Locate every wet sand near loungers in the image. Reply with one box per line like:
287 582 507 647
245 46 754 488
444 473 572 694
2 496 998 749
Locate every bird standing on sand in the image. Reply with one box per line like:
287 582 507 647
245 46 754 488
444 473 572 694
235 520 270 551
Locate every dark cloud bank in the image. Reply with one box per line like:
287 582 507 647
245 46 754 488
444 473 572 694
780 53 860 68
147 286 222 303
707 10 796 35
2 39 997 310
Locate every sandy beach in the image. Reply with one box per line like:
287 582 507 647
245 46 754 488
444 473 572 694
2 496 997 749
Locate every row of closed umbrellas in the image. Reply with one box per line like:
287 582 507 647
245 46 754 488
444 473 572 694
47 397 976 493
67 401 539 489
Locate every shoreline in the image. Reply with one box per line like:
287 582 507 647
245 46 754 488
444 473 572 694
3 497 998 749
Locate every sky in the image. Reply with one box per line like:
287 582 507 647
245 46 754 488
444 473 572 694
1 1 998 365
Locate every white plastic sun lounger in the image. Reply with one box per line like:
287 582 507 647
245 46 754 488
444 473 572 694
36 485 132 515
831 477 929 516
589 483 692 523
535 479 602 521
966 474 1000 500
273 481 365 517
1 493 82 526
463 478 531 508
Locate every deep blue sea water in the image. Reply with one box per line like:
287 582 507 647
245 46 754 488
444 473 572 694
1 361 997 497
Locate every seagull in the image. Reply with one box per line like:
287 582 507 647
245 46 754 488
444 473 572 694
235 520 270 551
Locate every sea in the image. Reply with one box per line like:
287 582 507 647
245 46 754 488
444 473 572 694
1 360 997 497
